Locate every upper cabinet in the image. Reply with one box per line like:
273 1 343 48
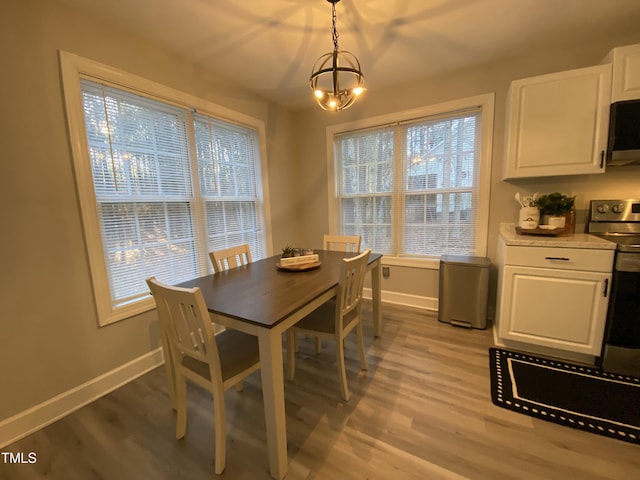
502 64 612 179
602 43 640 102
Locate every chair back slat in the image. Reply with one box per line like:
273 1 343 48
209 244 253 273
323 234 361 253
335 249 370 329
147 277 221 378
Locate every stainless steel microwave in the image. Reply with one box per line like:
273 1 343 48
607 99 640 166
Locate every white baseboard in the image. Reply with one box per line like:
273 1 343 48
363 287 438 312
0 347 164 449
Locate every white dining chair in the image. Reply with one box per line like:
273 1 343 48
146 277 261 475
313 234 362 353
286 249 371 401
323 234 361 253
209 243 252 273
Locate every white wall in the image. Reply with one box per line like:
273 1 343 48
0 0 297 442
292 31 640 309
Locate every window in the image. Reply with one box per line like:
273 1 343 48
329 94 493 265
61 52 271 325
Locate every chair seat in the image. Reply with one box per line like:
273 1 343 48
182 329 260 382
295 300 359 336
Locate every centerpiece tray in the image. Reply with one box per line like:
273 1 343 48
276 260 322 271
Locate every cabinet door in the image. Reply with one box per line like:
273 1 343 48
498 265 610 355
503 64 612 179
609 43 640 101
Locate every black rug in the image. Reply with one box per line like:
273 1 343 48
489 348 640 445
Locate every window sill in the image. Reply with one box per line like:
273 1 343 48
99 296 155 327
381 256 440 270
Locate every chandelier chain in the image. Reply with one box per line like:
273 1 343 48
331 2 339 51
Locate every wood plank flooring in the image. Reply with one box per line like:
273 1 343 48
2 303 639 479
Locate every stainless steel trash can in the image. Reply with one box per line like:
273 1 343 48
438 255 490 329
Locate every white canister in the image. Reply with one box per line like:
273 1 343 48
519 206 540 229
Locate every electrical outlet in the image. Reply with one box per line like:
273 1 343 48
382 266 390 278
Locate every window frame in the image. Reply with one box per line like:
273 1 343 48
60 51 272 325
326 94 494 269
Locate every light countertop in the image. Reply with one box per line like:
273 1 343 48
500 223 616 250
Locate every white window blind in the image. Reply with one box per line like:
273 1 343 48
337 128 394 253
194 113 267 259
82 80 204 307
402 110 480 256
334 103 488 260
76 77 268 323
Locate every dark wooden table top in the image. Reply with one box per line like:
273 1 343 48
178 250 382 329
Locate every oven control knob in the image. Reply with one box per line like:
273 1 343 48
596 203 610 214
612 203 625 214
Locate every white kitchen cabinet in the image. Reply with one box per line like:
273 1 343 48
496 233 614 361
502 64 611 179
602 43 640 102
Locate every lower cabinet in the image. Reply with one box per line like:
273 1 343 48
496 241 613 359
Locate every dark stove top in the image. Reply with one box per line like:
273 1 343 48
590 234 640 253
587 199 640 253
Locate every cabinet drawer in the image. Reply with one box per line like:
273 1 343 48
504 246 614 272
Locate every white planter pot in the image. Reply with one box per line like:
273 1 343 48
542 215 566 229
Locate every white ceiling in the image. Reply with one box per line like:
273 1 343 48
59 0 640 110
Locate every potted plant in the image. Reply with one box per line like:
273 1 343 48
534 192 576 231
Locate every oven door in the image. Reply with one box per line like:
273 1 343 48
600 251 640 376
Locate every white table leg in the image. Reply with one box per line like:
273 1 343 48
258 329 288 479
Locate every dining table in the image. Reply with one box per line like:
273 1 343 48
177 249 383 479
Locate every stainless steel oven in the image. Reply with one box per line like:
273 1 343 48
587 199 640 377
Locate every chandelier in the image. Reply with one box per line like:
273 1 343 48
310 0 365 111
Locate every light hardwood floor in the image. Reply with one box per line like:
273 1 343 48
2 303 639 479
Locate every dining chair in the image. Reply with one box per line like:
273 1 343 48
323 234 361 253
146 277 261 475
209 243 252 273
312 234 362 353
286 249 371 401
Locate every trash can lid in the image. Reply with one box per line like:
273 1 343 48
439 255 491 267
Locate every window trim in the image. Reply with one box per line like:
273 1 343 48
326 94 494 268
59 51 273 325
